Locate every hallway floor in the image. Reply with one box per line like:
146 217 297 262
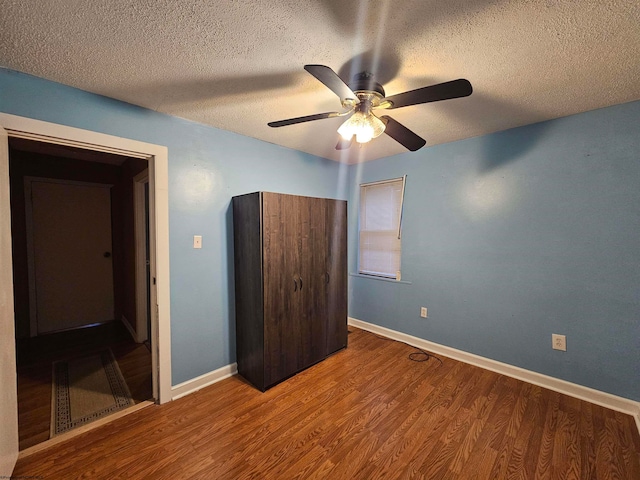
16 321 152 450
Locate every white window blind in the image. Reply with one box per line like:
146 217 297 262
358 176 405 279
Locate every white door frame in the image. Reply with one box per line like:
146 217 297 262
133 170 149 343
0 123 18 477
0 113 172 404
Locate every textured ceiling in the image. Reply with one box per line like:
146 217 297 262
1 1 639 163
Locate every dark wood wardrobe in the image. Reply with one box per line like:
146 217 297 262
232 192 347 391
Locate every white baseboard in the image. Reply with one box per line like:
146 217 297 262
120 315 140 343
171 363 238 401
348 317 640 435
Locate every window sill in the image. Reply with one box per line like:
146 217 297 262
349 273 412 285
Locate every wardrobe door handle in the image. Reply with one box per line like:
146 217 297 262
325 272 330 284
299 277 303 290
293 277 297 292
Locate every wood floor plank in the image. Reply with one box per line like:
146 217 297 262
614 410 640 480
449 395 492 475
534 390 561 480
13 327 640 479
360 399 448 479
579 401 598 480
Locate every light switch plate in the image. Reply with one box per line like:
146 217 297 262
193 235 202 249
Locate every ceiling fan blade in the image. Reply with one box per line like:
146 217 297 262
380 116 427 151
304 65 359 104
268 111 341 128
335 136 353 150
384 79 472 109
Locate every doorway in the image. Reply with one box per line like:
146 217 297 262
10 139 152 450
0 114 171 465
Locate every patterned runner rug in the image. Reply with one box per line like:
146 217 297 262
51 349 134 436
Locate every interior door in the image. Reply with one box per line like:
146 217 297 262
325 199 348 355
29 180 115 334
0 127 18 476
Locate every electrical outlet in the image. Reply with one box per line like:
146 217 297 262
552 334 566 351
420 307 428 318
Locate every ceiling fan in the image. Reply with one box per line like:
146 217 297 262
268 65 472 152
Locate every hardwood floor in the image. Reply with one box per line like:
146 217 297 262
14 327 640 479
16 321 153 451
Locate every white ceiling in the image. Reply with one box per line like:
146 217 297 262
1 1 639 163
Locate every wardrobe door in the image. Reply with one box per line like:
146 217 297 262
262 193 304 386
325 199 348 355
299 196 328 367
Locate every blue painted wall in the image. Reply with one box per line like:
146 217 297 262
348 101 640 401
0 68 349 385
2 68 638 401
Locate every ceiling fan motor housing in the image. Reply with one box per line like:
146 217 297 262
349 72 385 97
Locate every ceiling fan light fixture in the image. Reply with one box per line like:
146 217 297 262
269 65 472 152
337 111 385 144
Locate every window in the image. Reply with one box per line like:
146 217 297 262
358 176 406 279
